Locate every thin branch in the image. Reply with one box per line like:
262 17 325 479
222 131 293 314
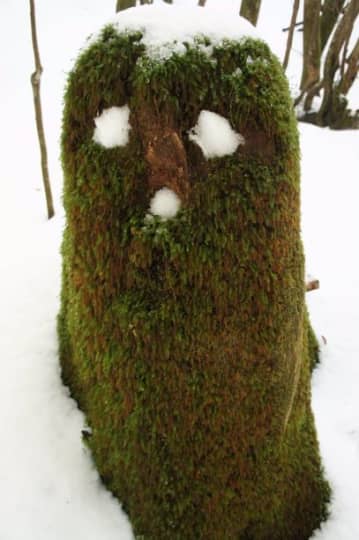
282 20 303 31
340 33 350 78
29 0 54 219
317 0 359 122
337 38 359 95
239 0 262 26
116 0 136 12
283 0 301 71
306 277 320 292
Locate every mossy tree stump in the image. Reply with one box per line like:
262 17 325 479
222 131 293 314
59 14 330 540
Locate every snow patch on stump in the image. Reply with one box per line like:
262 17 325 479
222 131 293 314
93 105 131 148
189 110 245 159
149 188 181 220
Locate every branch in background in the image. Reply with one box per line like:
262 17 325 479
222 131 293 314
337 38 359 95
239 0 262 26
116 0 136 11
29 0 54 219
283 0 301 71
317 0 359 124
198 0 207 6
300 0 321 91
282 20 303 32
320 0 346 52
340 34 350 79
306 277 320 292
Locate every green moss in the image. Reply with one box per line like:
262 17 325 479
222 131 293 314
59 25 330 539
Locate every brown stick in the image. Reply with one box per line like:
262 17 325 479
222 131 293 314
283 0 301 71
337 38 359 95
30 0 54 219
306 278 320 292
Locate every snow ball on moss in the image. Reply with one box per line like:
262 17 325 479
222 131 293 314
188 110 245 159
149 188 181 220
93 105 131 148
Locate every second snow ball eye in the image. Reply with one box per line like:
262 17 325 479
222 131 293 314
93 105 131 149
188 110 245 159
149 188 181 220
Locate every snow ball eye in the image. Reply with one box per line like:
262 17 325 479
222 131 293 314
148 188 181 221
93 105 131 149
188 110 245 159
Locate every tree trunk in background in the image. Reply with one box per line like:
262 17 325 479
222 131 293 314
320 0 346 52
116 0 136 12
283 0 301 71
300 0 321 91
198 0 207 6
239 0 262 26
337 38 359 95
317 0 359 126
29 0 54 219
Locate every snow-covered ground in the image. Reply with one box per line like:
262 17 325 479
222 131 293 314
0 1 358 538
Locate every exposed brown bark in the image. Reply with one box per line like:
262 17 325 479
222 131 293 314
320 0 346 52
300 0 321 91
116 0 136 11
198 0 207 5
283 0 301 71
135 108 190 203
239 0 262 26
29 0 54 219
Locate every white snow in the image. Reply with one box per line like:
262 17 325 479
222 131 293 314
149 187 181 219
88 2 260 61
0 0 358 539
189 110 245 159
93 105 131 149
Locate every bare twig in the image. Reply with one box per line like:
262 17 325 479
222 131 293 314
282 20 303 31
283 0 301 71
29 0 54 219
306 278 320 292
116 0 136 11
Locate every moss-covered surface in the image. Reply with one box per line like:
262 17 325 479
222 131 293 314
59 25 330 539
